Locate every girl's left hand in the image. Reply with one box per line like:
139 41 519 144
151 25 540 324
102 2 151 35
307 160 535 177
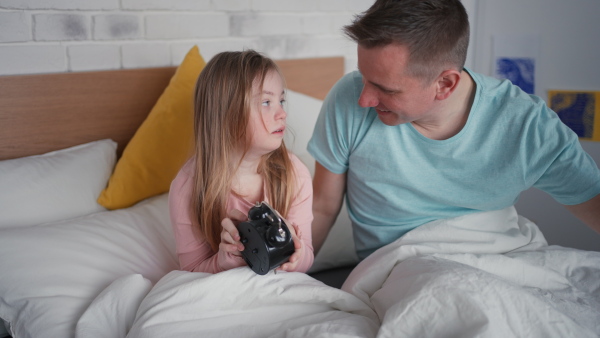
276 223 303 272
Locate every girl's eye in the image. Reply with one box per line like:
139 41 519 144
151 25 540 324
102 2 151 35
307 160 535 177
280 99 286 105
262 100 270 107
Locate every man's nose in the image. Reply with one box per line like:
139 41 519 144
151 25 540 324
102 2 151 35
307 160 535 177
358 86 378 108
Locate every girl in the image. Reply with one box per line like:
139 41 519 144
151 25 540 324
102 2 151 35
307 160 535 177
169 50 314 274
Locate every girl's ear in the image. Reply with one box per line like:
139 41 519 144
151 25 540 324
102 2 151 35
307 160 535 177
435 69 461 100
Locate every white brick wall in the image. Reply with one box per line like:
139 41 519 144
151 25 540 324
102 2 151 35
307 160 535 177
231 14 303 37
0 11 31 42
145 13 229 39
122 0 211 11
0 45 66 74
213 0 251 12
0 0 373 76
1 0 119 10
34 14 90 41
122 42 171 68
68 44 120 71
252 0 319 11
93 14 142 40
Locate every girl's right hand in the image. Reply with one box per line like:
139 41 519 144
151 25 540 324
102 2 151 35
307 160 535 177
217 209 247 271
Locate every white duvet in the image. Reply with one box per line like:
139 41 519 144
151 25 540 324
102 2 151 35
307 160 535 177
343 207 600 337
77 206 600 338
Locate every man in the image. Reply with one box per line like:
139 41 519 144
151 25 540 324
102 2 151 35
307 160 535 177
308 0 600 260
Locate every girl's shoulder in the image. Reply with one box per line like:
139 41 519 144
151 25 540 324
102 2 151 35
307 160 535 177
171 157 195 187
287 152 312 181
180 157 195 175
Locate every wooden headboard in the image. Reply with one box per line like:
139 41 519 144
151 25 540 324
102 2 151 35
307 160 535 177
0 56 344 161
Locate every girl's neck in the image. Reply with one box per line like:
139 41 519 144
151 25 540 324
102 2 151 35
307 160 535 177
236 150 261 176
232 151 264 203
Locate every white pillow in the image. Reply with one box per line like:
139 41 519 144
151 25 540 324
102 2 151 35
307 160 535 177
0 193 177 338
284 90 359 273
284 90 322 158
0 139 117 229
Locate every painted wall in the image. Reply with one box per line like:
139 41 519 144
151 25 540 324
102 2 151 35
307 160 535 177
468 0 600 251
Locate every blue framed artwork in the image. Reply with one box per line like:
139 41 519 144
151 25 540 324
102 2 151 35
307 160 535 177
495 57 535 95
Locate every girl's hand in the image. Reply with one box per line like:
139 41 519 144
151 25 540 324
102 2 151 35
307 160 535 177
217 209 247 271
277 223 304 272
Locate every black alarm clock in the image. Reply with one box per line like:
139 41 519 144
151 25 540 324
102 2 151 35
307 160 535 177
238 201 295 275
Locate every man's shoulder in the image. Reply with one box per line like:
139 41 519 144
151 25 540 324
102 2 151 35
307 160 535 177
329 70 363 96
466 68 544 115
324 70 366 116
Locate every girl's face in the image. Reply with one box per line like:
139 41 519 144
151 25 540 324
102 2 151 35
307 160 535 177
246 70 287 156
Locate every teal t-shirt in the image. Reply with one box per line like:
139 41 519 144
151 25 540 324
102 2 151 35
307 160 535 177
308 69 600 259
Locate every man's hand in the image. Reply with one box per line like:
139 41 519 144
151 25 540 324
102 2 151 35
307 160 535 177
565 193 600 234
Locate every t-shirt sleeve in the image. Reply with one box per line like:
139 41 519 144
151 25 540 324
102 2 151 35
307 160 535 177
525 102 600 205
307 72 360 174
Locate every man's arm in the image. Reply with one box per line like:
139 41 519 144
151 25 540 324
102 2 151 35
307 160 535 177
312 161 346 255
564 193 600 234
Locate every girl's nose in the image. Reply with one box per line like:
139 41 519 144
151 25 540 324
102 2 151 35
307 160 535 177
276 104 287 120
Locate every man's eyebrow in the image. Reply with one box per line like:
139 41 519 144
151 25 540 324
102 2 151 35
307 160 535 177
370 81 397 93
357 64 398 93
363 77 398 93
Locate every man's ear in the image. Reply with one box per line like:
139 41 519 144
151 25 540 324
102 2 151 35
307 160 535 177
435 69 461 100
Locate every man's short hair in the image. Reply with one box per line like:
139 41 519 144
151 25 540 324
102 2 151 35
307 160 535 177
345 0 470 82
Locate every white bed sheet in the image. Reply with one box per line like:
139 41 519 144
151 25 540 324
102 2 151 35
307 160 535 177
72 205 600 338
125 269 379 338
343 206 600 337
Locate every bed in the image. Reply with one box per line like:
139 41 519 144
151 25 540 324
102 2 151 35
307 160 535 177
1 46 599 338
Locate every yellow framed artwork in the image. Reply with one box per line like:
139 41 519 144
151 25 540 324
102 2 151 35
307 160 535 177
548 90 600 141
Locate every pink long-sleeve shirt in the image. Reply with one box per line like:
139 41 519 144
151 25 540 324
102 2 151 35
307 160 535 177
169 154 314 274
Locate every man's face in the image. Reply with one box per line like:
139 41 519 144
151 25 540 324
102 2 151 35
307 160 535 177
357 43 439 126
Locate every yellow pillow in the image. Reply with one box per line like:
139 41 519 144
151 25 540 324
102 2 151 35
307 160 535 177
98 46 206 209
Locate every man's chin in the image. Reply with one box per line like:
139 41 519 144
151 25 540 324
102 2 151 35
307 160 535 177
376 111 403 126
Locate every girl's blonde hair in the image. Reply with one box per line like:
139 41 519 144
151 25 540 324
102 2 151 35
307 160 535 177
191 50 296 252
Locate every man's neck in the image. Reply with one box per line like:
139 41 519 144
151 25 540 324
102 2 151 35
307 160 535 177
411 70 476 140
